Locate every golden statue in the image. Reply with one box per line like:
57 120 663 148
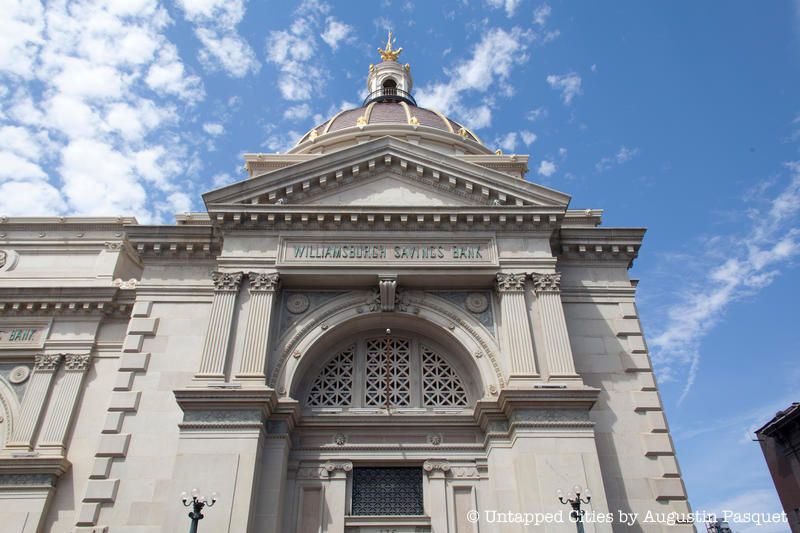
378 31 403 61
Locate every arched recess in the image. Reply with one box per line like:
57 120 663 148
270 290 504 402
0 376 21 450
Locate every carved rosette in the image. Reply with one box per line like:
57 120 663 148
248 272 279 292
531 273 561 294
495 272 527 292
211 271 243 292
34 353 62 372
423 460 451 475
64 353 92 372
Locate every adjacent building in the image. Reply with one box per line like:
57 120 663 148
0 38 693 532
756 403 800 533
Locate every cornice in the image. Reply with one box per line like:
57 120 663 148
0 286 134 317
0 455 71 479
174 387 280 418
554 227 645 268
125 224 221 259
473 386 601 431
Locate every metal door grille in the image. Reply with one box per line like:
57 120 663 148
351 467 424 516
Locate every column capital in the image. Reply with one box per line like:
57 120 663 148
64 353 92 372
34 353 62 372
323 461 353 475
423 460 451 475
248 272 280 292
496 272 527 292
531 272 561 294
211 271 243 292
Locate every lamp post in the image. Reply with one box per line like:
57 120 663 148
181 488 217 533
557 485 591 533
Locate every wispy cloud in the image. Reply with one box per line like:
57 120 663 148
538 160 556 177
596 145 639 172
546 72 582 105
415 27 534 129
175 0 260 78
320 17 353 50
650 163 800 402
485 0 521 18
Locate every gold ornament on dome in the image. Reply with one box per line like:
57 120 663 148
378 31 403 61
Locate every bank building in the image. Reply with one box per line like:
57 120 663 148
0 37 693 533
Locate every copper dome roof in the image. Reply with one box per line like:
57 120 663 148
295 101 483 146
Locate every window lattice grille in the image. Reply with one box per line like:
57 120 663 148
364 337 411 407
306 345 354 407
351 467 424 516
421 345 469 407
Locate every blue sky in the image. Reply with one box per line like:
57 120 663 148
1 1 799 530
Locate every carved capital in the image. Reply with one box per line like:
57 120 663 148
496 272 527 292
423 460 451 474
211 271 243 292
324 461 353 474
248 272 279 292
531 273 561 294
64 353 92 372
34 353 62 372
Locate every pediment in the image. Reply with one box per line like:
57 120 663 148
203 137 570 209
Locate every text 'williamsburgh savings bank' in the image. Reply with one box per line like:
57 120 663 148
291 243 486 261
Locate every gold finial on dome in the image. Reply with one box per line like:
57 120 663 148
378 31 403 61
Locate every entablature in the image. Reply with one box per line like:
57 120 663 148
554 227 645 268
125 224 221 260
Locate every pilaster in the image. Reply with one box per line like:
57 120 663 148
236 272 280 383
196 271 243 381
6 354 62 451
423 460 450 533
38 354 92 455
530 273 579 379
323 461 352 533
495 273 538 381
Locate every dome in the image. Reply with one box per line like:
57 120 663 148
294 101 483 147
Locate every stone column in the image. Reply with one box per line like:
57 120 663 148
196 271 243 381
236 272 280 383
496 273 538 378
531 273 578 378
7 354 62 450
423 461 450 533
38 354 92 454
324 461 352 533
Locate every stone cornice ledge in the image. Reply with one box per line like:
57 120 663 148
0 456 71 485
174 387 281 425
473 386 600 430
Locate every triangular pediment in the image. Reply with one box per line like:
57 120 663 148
203 137 571 209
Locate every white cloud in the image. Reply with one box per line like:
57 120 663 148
650 163 800 401
211 172 235 188
321 17 353 50
175 0 260 77
546 72 582 104
520 130 537 146
0 0 208 222
415 27 533 130
494 132 517 153
538 160 556 177
283 103 313 121
533 3 552 25
486 0 521 17
202 123 225 136
526 107 547 121
266 17 324 101
596 145 640 172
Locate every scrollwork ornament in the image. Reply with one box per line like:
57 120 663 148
496 272 526 292
423 460 450 473
324 461 353 473
531 273 561 294
34 353 62 372
249 272 279 292
64 353 91 371
211 271 243 292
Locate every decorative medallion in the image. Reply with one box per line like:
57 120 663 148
334 433 347 446
9 365 30 384
465 292 489 314
286 293 310 314
429 434 442 446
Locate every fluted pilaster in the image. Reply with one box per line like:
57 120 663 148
531 273 578 377
196 271 243 379
236 272 280 381
496 273 538 376
39 353 92 452
7 353 62 450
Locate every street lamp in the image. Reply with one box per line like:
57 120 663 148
181 488 218 533
557 485 592 533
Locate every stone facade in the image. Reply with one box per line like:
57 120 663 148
0 49 693 533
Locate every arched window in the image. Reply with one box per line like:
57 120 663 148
303 333 470 410
382 78 397 95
